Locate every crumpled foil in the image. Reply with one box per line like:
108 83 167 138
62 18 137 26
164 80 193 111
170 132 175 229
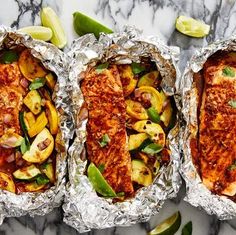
180 35 236 220
63 27 182 232
0 26 73 223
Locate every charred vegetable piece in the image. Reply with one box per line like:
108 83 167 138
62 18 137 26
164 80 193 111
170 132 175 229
23 90 42 115
13 165 41 180
0 172 15 193
128 133 148 151
87 163 117 197
23 128 54 163
41 162 55 183
19 49 47 81
24 181 46 192
133 120 166 147
24 112 36 130
126 99 148 120
118 65 137 97
160 101 173 127
55 130 65 153
0 130 23 148
153 160 161 175
135 86 163 113
131 160 152 186
137 71 159 87
45 100 59 135
45 73 56 90
28 111 48 138
0 50 19 64
29 77 46 90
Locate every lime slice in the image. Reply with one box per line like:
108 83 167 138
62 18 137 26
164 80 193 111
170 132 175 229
87 163 116 197
18 26 52 41
73 11 113 39
175 15 210 38
41 7 67 48
148 211 181 235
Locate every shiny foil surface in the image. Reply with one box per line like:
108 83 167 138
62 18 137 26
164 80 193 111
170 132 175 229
0 26 73 223
180 35 236 220
63 27 182 232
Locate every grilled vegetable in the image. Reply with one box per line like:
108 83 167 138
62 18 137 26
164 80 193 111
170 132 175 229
137 71 159 87
19 49 47 81
23 90 42 115
29 77 46 90
133 120 166 147
135 86 163 113
28 111 48 138
0 50 19 64
131 160 152 186
142 143 163 156
24 181 46 192
24 112 36 130
0 130 23 148
128 133 148 151
118 65 137 97
87 163 117 197
41 162 55 183
23 128 54 163
147 106 160 123
13 165 41 180
45 73 56 90
0 172 15 193
45 100 59 135
126 99 148 120
160 100 173 127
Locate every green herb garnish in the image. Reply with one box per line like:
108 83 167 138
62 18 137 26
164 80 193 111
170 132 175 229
96 62 109 73
29 77 46 90
0 50 19 64
142 143 163 156
222 66 235 77
35 175 50 185
131 62 146 75
98 134 110 147
181 221 192 235
228 100 236 108
147 107 160 123
98 164 105 173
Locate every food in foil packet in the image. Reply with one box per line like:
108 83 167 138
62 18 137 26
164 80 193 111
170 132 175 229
181 36 236 219
64 27 181 232
0 48 59 193
0 27 71 224
81 60 176 199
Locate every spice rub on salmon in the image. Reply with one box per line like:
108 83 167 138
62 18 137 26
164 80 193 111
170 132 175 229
197 51 236 198
81 65 134 196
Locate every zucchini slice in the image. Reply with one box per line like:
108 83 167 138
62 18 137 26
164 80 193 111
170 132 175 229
13 165 41 180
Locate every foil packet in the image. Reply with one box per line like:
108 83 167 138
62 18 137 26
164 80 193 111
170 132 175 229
180 35 236 219
0 26 73 223
63 27 182 232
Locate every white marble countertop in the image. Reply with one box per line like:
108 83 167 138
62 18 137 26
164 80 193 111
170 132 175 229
0 0 236 234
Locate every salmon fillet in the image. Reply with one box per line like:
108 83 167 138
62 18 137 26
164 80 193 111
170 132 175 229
81 65 134 196
0 63 24 166
198 52 236 197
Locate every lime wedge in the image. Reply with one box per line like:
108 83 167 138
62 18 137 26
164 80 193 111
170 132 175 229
148 211 181 235
18 26 53 41
41 7 67 48
175 15 210 38
73 11 113 39
87 163 116 197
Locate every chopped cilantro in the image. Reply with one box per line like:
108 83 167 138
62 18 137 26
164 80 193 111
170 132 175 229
98 134 110 147
222 66 235 77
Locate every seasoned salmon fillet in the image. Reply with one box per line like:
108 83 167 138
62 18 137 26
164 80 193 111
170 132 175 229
81 65 134 196
198 52 236 197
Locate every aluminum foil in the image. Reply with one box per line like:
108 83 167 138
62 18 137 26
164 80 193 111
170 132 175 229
0 26 73 223
63 26 182 232
180 35 236 220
